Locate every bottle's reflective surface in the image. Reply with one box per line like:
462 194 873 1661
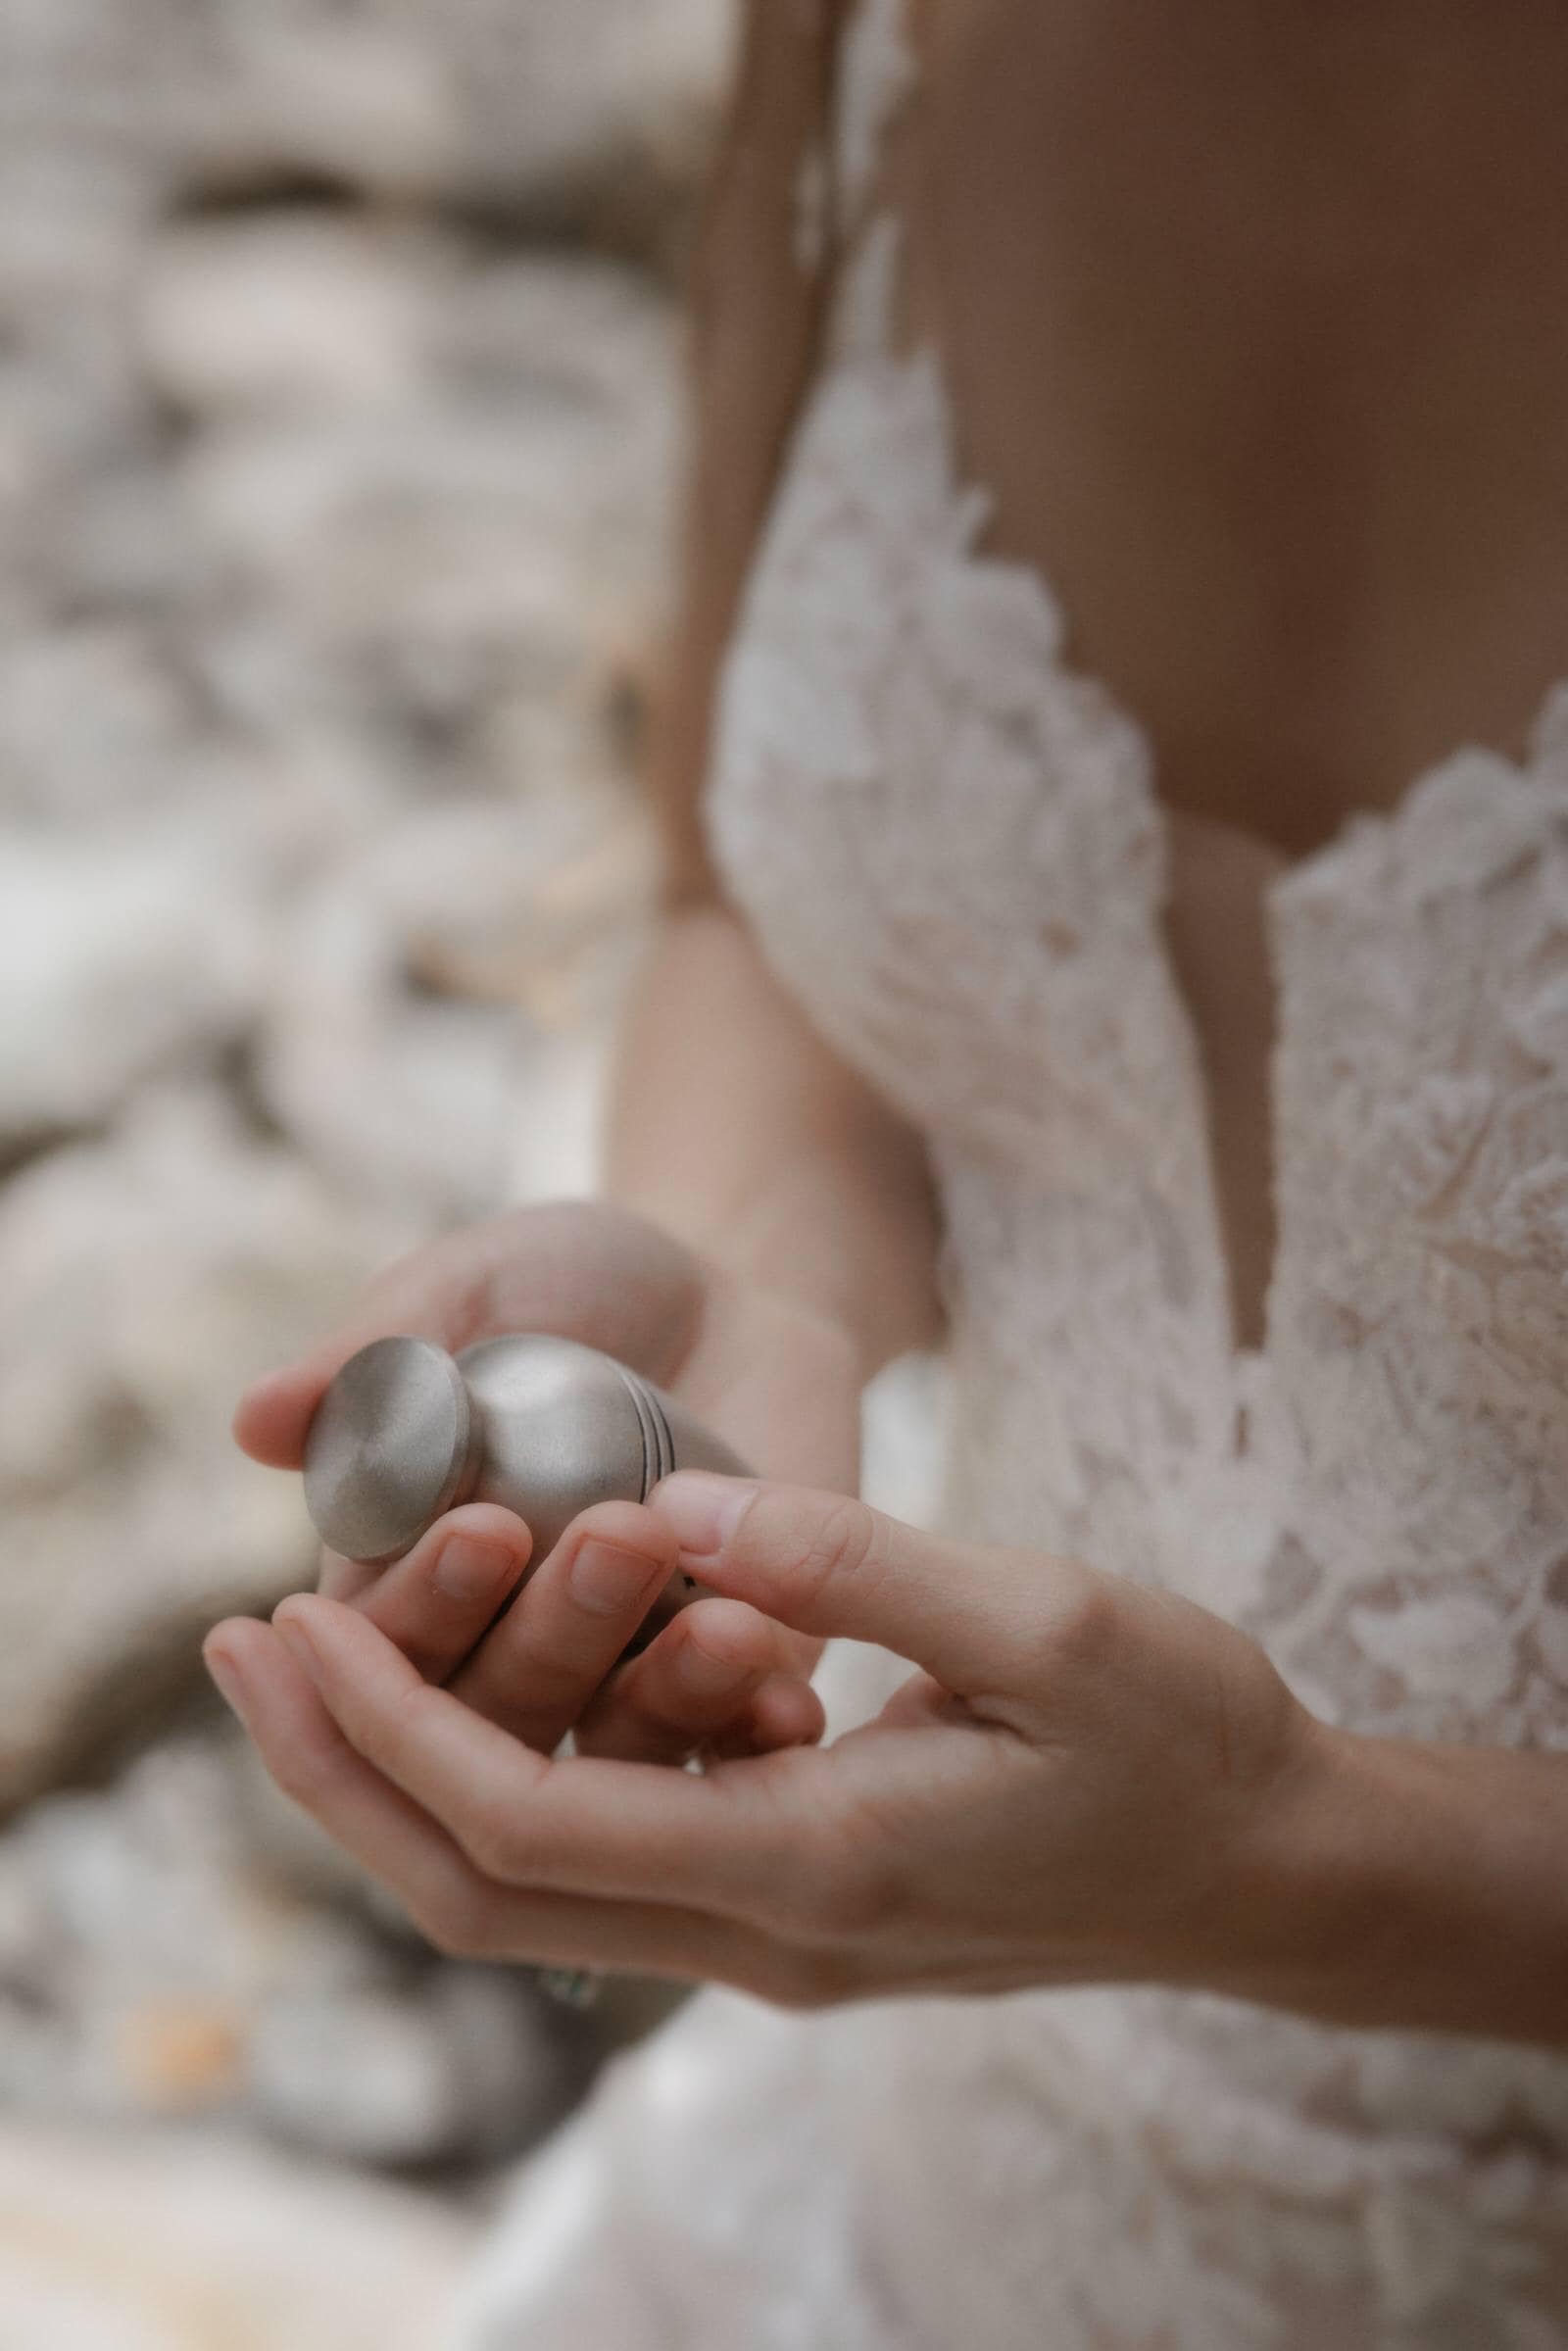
303 1332 753 1613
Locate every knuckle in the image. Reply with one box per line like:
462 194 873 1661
572 1497 666 1555
392 1676 449 1738
494 1627 589 1704
270 1716 351 1809
1029 1560 1125 1680
754 1491 882 1613
767 1823 902 1943
461 1800 532 1886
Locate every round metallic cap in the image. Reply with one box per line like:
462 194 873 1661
303 1336 474 1564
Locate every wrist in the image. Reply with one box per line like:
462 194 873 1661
1203 1712 1568 2043
703 1253 867 1403
604 1183 878 1386
709 1164 944 1388
704 1228 880 1392
1197 1710 1401 2021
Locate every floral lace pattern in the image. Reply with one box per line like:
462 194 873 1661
453 4 1568 2342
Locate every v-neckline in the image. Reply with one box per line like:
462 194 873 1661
830 0 1568 1386
815 301 1568 1377
917 374 1568 1376
942 446 1568 1376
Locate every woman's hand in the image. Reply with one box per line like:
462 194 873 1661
232 1200 862 1764
204 1467 1334 2008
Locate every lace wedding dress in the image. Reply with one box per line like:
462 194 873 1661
451 4 1568 2341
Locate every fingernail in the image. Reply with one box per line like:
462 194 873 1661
676 1634 751 1697
435 1531 516 1602
205 1643 250 1722
647 1472 757 1560
272 1609 322 1681
569 1539 661 1616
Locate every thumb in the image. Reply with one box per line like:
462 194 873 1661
646 1471 1043 1691
233 1318 435 1468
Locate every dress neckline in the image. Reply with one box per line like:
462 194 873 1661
898 310 1568 1365
825 0 1568 1372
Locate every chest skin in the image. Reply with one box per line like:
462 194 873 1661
884 0 1568 1348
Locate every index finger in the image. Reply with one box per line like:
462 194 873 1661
270 1592 816 1924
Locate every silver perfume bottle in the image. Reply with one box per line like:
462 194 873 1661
303 1331 757 2012
303 1331 752 1594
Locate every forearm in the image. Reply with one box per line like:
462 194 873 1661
603 903 946 1384
1220 1720 1568 2045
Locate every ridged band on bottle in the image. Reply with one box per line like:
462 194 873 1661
611 1365 691 1625
644 1384 676 1485
613 1365 674 1498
